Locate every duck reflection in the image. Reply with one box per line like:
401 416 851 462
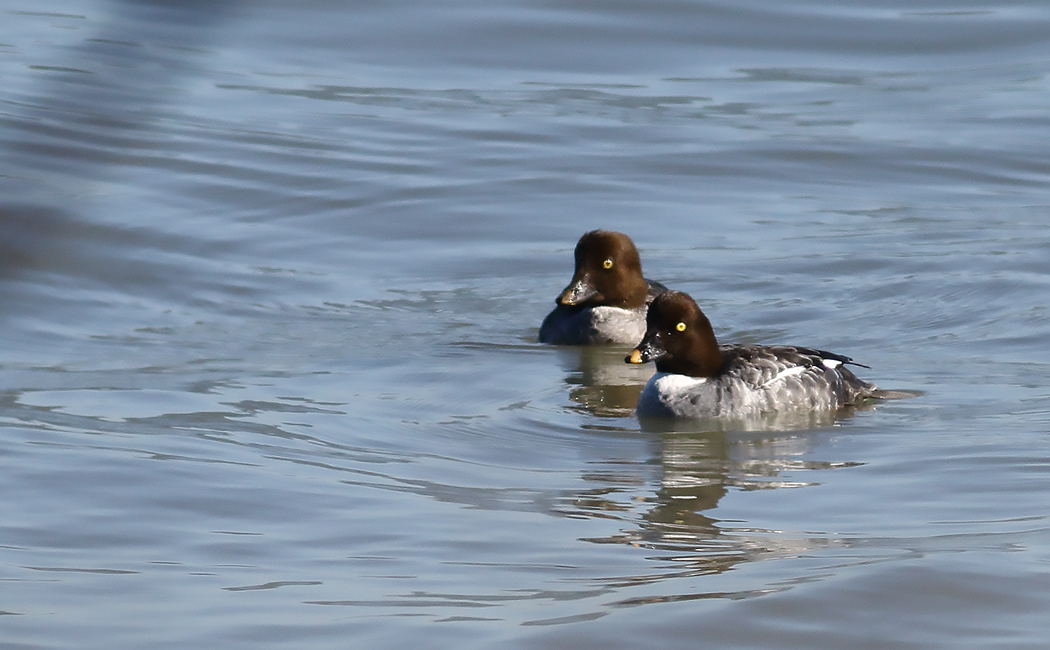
641 429 729 540
556 345 871 583
556 345 655 417
569 422 866 593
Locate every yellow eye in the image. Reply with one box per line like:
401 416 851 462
676 322 687 332
602 258 614 269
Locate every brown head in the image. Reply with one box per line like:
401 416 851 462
625 290 723 377
555 230 649 309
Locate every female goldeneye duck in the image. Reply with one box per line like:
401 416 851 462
626 290 884 418
539 230 667 345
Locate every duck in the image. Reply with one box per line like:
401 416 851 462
539 230 667 345
625 290 884 418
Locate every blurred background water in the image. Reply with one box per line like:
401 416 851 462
1 0 1049 648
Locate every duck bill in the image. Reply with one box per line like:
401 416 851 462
626 334 666 364
557 275 599 306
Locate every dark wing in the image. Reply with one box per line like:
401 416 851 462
644 278 669 303
807 347 870 369
717 344 823 387
719 344 878 403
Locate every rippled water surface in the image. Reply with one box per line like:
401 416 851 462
2 1 1050 648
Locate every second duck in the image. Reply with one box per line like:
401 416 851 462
539 230 666 346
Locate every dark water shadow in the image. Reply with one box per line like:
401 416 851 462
1 1 245 301
4 0 242 185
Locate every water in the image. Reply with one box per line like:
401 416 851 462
1 0 1049 648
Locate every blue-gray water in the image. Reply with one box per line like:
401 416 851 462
2 1 1049 648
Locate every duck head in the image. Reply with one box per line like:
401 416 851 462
626 290 723 377
556 230 649 309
